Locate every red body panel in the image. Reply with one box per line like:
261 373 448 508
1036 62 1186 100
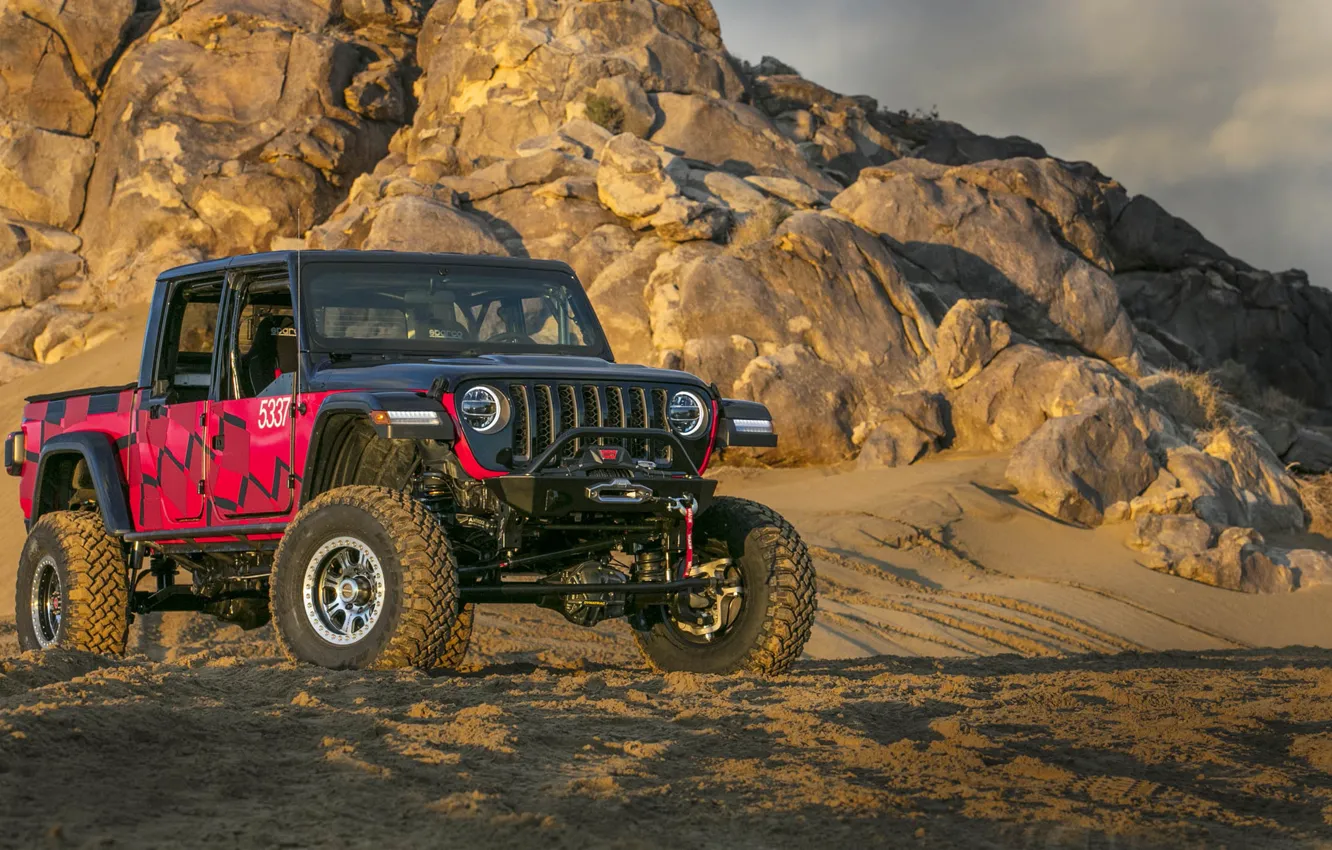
18 386 716 535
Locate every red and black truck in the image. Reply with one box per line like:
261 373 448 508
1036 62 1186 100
6 251 816 674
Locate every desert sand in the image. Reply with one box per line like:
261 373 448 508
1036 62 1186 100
3 323 1332 848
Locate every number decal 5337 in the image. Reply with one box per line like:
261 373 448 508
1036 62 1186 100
256 398 290 430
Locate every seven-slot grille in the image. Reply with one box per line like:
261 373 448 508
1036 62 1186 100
505 381 677 464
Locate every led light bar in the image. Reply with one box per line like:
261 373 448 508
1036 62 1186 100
383 410 442 426
731 418 774 434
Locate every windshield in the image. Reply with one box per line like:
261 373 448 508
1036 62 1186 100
300 262 603 356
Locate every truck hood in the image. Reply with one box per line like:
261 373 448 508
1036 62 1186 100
301 354 712 395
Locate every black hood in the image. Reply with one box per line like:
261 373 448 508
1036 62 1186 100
302 354 712 395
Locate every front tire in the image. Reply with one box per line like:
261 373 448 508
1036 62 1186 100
15 512 129 655
633 497 816 676
270 486 469 670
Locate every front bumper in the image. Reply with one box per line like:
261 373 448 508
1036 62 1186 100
485 426 718 516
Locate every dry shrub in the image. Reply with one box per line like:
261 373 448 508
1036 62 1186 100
1143 369 1232 432
583 94 624 134
1294 473 1332 537
726 199 790 253
1209 359 1307 422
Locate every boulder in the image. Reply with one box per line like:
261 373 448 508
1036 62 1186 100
0 122 97 229
0 252 83 310
1128 469 1192 519
0 6 98 135
1006 398 1158 527
1203 427 1305 533
1174 527 1265 592
1272 549 1332 590
1164 445 1248 529
732 344 858 465
79 4 412 303
597 134 687 221
412 0 741 161
0 352 41 384
361 196 507 256
857 392 949 468
1284 429 1332 474
1128 514 1214 570
12 0 138 91
650 93 840 192
833 160 1141 374
745 175 823 208
933 299 1012 389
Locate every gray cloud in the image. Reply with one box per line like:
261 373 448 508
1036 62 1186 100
714 0 1332 283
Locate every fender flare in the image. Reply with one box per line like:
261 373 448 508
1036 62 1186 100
33 432 133 534
299 392 456 508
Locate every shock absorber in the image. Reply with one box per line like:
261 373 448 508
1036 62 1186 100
635 548 667 583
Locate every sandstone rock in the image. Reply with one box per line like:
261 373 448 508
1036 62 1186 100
587 237 672 366
1272 549 1332 590
650 93 839 192
699 171 771 215
857 392 949 468
80 4 412 302
0 7 98 135
950 345 1162 452
1164 445 1248 529
412 0 741 161
588 76 658 138
833 160 1141 374
732 344 858 464
744 175 822 208
1174 527 1266 591
1128 469 1192 519
0 252 83 310
361 196 507 256
1128 514 1214 570
0 122 97 230
568 224 638 290
1006 398 1158 527
13 0 138 91
0 306 55 359
1203 427 1304 533
1238 550 1295 594
597 134 686 221
934 299 1012 389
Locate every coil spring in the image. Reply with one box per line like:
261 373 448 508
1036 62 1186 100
635 549 667 583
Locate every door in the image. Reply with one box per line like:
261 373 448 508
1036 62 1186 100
134 278 222 529
207 274 298 519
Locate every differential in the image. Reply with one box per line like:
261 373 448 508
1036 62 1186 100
539 560 627 627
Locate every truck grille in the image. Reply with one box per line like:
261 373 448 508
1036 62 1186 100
505 381 676 465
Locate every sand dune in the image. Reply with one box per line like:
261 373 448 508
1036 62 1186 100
4 315 1332 848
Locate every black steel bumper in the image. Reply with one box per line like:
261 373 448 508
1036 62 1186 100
485 426 718 516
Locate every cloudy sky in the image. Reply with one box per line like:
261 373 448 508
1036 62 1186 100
714 0 1332 285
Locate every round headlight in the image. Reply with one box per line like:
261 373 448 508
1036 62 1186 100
668 390 708 438
459 386 508 434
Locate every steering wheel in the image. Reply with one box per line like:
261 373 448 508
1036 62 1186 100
487 331 533 344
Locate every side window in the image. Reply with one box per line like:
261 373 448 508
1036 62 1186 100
224 279 295 400
154 280 223 403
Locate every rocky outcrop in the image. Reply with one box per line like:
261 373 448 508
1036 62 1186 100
1005 398 1158 527
1 0 1329 594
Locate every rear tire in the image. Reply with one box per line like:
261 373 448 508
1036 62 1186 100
633 497 816 676
270 486 468 670
15 512 129 655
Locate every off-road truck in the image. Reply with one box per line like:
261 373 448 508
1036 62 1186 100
7 251 816 674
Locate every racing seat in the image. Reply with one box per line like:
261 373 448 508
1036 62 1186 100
243 314 296 398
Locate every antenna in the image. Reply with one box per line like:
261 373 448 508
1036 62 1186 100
293 209 303 409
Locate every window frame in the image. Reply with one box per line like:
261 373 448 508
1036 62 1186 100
149 275 226 404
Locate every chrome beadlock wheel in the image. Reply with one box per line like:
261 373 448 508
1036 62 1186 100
30 556 63 648
302 537 386 646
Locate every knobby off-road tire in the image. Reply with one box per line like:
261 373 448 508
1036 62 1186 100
15 511 129 654
634 497 816 676
270 486 470 670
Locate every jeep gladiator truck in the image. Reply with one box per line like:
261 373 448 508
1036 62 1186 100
7 251 815 674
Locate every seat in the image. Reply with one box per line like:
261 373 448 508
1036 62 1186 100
243 314 295 398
